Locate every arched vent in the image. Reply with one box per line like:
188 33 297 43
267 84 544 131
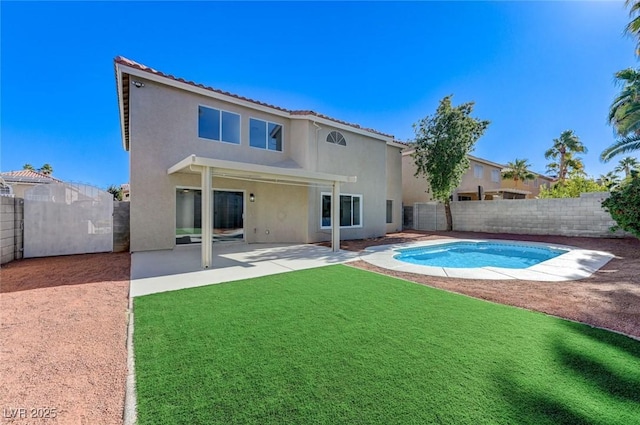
326 131 346 146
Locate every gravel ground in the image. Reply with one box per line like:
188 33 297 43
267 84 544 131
0 253 130 425
338 231 640 339
0 232 638 425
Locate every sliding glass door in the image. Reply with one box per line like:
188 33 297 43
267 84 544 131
176 188 244 244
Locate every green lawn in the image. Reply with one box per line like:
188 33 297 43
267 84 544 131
134 265 640 425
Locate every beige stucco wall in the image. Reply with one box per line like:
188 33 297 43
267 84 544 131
455 159 502 199
501 175 553 198
402 153 433 205
306 123 392 242
385 144 403 233
127 76 399 251
8 183 34 199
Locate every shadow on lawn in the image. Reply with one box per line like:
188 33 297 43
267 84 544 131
493 323 640 425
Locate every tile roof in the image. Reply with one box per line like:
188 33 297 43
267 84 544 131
1 170 62 183
114 56 394 139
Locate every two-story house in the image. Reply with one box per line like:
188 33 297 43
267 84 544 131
115 57 403 268
402 149 552 203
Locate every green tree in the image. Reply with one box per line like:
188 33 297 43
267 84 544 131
538 177 605 199
603 69 640 161
599 171 621 190
23 164 35 171
602 171 640 238
412 95 490 230
501 158 535 189
624 0 640 57
39 163 53 175
107 185 123 201
602 1 640 161
544 130 587 182
614 156 640 178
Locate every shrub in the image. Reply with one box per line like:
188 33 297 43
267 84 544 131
601 172 640 238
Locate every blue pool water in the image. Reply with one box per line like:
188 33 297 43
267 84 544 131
394 242 567 269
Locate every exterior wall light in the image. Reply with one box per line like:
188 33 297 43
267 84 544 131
249 193 255 202
132 80 145 88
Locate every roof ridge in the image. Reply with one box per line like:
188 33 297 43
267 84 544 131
114 56 394 139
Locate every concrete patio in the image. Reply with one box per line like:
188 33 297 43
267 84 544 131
130 243 361 297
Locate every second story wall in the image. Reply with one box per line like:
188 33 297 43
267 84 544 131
129 77 300 172
455 158 503 200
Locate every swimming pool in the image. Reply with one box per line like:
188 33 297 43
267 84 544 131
394 242 567 269
360 239 615 281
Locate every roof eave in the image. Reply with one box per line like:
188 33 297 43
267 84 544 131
115 63 129 151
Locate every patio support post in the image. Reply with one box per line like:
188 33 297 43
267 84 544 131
331 181 340 252
201 166 213 269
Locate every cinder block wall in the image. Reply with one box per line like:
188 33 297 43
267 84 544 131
449 192 627 237
113 201 130 253
413 202 448 231
1 197 24 264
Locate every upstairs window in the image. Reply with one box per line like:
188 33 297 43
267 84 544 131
326 131 346 146
474 164 484 179
491 169 500 182
250 118 283 151
198 106 240 144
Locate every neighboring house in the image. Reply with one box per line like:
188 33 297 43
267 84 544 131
121 183 130 201
0 170 62 198
402 149 552 203
114 57 404 268
501 172 554 199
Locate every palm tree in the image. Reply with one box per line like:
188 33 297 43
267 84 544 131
625 0 640 56
39 163 53 175
501 158 535 189
608 68 640 137
599 171 621 190
23 164 35 171
544 130 588 183
601 1 640 161
615 156 640 177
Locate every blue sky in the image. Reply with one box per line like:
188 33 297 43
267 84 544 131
1 1 636 188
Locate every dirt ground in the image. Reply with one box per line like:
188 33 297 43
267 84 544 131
0 232 638 425
338 231 640 339
0 253 130 425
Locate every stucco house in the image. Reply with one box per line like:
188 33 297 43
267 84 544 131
114 57 403 268
0 170 62 198
402 149 553 203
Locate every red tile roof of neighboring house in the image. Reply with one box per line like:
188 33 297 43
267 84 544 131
114 56 394 139
1 170 62 184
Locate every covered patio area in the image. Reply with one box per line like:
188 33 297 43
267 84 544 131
130 243 361 297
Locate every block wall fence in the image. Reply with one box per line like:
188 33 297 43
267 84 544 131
412 192 630 238
1 197 24 264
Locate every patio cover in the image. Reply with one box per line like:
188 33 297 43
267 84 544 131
168 155 357 269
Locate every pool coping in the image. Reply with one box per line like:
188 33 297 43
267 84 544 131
359 238 616 281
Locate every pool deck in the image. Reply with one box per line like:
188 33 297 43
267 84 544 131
360 239 615 281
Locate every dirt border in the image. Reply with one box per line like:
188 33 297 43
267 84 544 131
1 252 130 425
336 231 640 339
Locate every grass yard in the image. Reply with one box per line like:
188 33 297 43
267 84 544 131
133 265 640 425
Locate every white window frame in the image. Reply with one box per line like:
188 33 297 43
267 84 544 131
249 117 284 152
197 105 241 145
491 169 500 183
320 192 363 229
474 164 484 179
